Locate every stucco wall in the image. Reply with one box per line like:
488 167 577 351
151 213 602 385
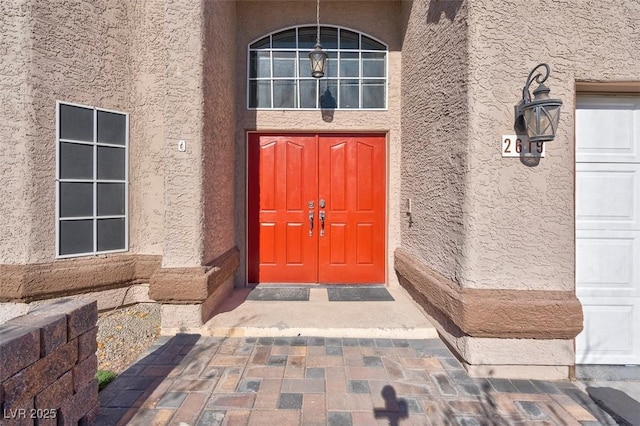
0 1 32 264
161 0 206 268
399 0 469 282
203 1 237 265
27 0 135 264
460 0 640 291
129 0 165 256
234 0 405 286
1 0 240 296
0 0 168 266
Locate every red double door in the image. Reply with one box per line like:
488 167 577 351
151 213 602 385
248 133 386 284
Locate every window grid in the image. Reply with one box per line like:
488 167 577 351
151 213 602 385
248 26 387 110
55 101 129 258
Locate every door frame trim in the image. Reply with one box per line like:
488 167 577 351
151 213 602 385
245 131 389 286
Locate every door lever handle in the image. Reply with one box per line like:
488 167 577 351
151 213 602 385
319 211 325 237
309 211 314 236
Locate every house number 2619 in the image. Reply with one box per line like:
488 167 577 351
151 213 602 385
501 135 545 158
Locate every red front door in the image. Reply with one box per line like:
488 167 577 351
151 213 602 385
248 133 386 284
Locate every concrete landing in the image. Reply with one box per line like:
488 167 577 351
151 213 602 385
161 286 438 339
585 384 640 426
576 365 640 424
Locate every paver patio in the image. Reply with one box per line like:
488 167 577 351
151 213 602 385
95 334 617 425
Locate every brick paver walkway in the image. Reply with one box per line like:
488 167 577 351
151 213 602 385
95 335 616 425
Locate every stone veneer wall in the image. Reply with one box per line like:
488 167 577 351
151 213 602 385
0 300 98 425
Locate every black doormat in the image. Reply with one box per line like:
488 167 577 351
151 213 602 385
246 287 310 301
327 287 394 302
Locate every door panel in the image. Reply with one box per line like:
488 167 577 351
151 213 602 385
576 96 640 163
576 230 640 296
576 95 640 365
248 133 385 284
576 164 640 230
248 134 318 282
576 300 640 365
318 135 386 283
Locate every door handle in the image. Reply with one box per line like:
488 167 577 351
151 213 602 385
309 211 314 236
319 211 325 237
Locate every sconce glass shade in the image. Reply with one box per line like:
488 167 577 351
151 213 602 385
515 63 563 143
309 43 327 78
521 84 562 143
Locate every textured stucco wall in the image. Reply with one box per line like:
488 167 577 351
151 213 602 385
24 0 135 264
0 0 168 266
129 0 165 256
161 0 206 268
399 0 469 282
160 0 239 268
0 0 238 280
234 0 404 286
203 0 237 264
460 0 640 291
0 1 32 264
401 0 640 293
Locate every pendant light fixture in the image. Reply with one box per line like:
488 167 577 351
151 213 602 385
308 0 328 78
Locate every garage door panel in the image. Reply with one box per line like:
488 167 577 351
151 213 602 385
576 300 640 364
576 164 640 230
576 96 640 163
576 95 640 365
576 230 640 297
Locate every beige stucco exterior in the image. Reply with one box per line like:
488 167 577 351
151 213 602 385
461 0 640 291
396 0 640 375
2 0 639 376
0 1 31 265
401 0 640 292
399 0 469 282
1 0 138 264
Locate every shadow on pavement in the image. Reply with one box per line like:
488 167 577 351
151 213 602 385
95 334 201 426
373 385 408 425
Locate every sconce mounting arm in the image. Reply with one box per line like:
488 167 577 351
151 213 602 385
522 63 550 103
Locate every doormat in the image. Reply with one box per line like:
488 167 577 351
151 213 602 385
327 287 394 302
246 287 310 301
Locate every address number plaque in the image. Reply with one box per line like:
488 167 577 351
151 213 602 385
502 135 545 158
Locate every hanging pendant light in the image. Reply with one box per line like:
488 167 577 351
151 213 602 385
308 0 327 78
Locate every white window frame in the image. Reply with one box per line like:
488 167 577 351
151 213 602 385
55 100 129 258
247 25 389 111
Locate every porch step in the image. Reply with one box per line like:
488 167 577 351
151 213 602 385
162 286 438 339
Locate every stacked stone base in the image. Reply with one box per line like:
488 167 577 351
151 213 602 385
0 300 99 425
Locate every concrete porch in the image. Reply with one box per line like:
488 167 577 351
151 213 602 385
160 286 438 341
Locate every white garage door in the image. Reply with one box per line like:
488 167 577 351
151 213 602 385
576 94 640 365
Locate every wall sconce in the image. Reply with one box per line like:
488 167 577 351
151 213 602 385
309 0 327 78
514 63 563 142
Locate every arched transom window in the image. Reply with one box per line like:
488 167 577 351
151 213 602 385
248 26 387 110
